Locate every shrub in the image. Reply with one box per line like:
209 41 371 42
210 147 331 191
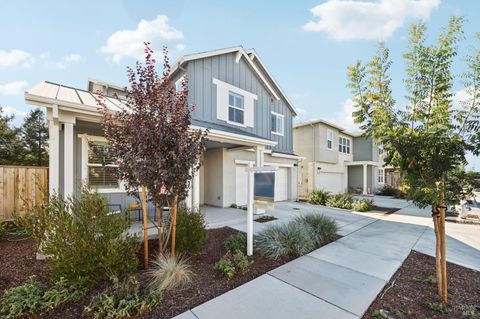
295 214 339 246
326 194 354 209
0 277 86 319
307 190 331 205
255 220 315 260
224 233 247 253
171 207 207 253
214 250 249 279
426 302 449 314
352 199 373 212
0 217 6 240
84 276 160 319
377 184 399 196
147 254 193 293
18 189 140 287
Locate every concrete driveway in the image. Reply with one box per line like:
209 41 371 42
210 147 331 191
174 198 480 319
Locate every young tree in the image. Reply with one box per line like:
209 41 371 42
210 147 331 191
347 17 479 304
98 43 207 267
21 108 49 166
0 106 23 165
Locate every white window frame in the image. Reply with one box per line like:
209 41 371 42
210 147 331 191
378 168 385 184
271 112 284 136
378 145 384 156
227 91 245 126
175 75 185 92
79 134 125 193
338 136 351 154
212 78 257 128
326 129 333 150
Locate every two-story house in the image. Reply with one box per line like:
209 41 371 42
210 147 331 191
24 46 300 209
293 119 385 198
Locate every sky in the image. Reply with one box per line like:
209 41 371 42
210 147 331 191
0 0 479 169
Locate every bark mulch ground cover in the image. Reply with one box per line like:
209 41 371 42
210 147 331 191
0 227 293 319
363 250 480 319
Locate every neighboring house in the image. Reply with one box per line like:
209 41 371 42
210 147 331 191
24 46 300 209
293 119 385 197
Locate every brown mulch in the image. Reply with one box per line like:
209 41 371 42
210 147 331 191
0 227 292 319
0 236 46 293
363 251 480 319
254 215 278 223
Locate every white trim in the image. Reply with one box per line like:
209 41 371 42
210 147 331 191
64 122 75 198
79 134 126 193
48 118 59 194
338 135 351 155
378 168 385 184
326 129 333 150
235 159 294 168
270 152 302 160
271 111 284 136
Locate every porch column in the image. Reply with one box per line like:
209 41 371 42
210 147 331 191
254 146 265 167
63 121 75 199
192 169 200 209
48 118 60 195
362 164 368 195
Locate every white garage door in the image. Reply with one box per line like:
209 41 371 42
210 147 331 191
235 165 248 206
316 172 343 194
275 167 288 202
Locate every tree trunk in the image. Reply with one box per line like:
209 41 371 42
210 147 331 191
170 193 179 256
141 185 149 269
432 205 443 297
438 188 448 304
155 195 164 254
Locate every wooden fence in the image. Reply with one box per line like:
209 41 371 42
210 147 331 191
0 166 48 219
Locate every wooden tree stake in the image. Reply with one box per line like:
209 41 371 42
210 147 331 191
141 185 149 269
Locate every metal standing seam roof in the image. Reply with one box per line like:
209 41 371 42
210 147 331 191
26 81 128 112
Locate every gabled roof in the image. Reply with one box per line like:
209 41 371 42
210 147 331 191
294 118 362 137
170 45 298 116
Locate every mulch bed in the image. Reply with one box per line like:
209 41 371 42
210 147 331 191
363 251 480 319
0 227 292 319
254 215 278 223
0 235 46 294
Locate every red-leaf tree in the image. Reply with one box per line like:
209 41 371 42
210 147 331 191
98 43 207 266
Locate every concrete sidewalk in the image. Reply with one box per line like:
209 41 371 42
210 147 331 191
174 217 427 319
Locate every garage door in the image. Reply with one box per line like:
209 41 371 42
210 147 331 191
316 172 343 194
275 167 288 202
235 165 248 206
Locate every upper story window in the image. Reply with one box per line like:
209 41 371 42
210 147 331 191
327 130 333 150
378 168 385 184
339 137 351 154
271 112 284 136
378 145 384 156
87 140 119 189
213 78 257 128
228 92 244 124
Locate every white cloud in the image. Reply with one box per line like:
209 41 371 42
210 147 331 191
2 106 28 121
303 0 440 41
99 14 184 63
175 44 186 51
0 49 35 67
55 53 83 69
329 99 362 131
0 81 28 96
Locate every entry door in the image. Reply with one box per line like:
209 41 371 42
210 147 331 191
275 167 288 201
235 165 248 206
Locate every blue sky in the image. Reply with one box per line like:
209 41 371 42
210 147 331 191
0 0 479 169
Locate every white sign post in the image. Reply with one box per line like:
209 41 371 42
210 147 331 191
246 165 277 256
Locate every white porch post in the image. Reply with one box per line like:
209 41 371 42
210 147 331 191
362 164 368 195
185 187 192 209
254 146 265 215
63 121 75 198
246 161 254 256
192 169 200 209
48 118 60 195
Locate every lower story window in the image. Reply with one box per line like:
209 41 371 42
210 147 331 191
87 140 119 189
378 168 385 184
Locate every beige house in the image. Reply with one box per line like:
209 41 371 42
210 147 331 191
293 119 386 198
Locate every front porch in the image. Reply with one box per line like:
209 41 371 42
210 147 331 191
345 161 380 195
